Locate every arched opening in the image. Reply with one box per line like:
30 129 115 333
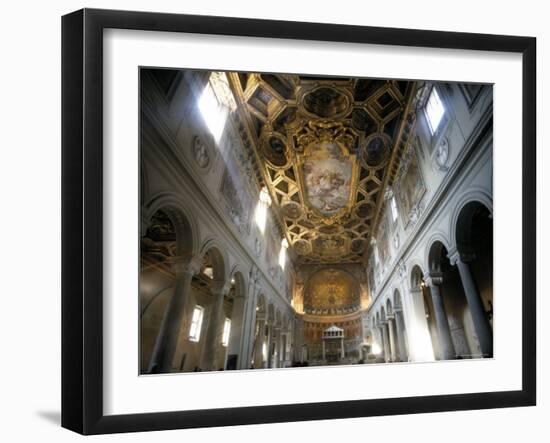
410 264 438 360
455 201 493 357
140 206 196 374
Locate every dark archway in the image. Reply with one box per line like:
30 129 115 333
140 207 196 374
455 201 493 357
456 202 493 327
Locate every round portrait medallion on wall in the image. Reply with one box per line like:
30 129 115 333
192 135 211 170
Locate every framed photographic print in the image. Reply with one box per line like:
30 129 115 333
61 8 536 435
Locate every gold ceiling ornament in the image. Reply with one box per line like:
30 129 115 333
297 84 355 120
227 72 416 264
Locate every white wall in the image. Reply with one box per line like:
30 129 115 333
0 0 546 442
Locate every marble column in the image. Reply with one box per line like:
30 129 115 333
292 316 303 363
200 281 229 371
322 340 326 360
409 287 436 361
373 325 383 358
387 315 399 362
449 249 493 357
425 273 455 360
376 326 385 360
227 293 246 369
280 331 288 366
273 327 281 368
340 337 345 359
394 308 408 362
253 316 266 368
381 322 391 363
241 267 259 368
148 255 200 373
265 323 273 368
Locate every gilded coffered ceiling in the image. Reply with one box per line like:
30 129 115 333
228 73 417 264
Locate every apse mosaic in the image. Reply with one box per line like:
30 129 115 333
303 268 360 316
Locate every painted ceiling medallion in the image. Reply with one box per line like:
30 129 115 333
302 141 353 217
261 132 288 168
294 239 311 255
281 201 302 219
363 133 390 169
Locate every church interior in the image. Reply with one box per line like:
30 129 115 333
139 68 493 374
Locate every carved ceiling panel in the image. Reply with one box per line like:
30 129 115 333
229 73 416 264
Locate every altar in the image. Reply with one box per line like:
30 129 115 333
321 325 345 363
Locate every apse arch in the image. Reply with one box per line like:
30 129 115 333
303 267 361 315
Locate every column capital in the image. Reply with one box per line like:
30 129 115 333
173 254 201 276
447 246 476 265
424 271 443 287
210 279 231 296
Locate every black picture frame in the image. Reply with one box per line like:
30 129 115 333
61 8 536 435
